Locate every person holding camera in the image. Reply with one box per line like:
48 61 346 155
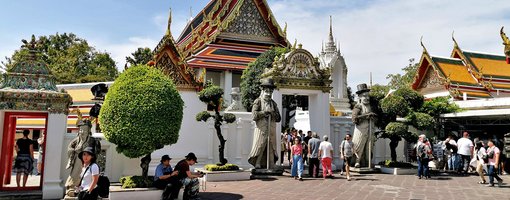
166 152 203 200
486 140 503 187
76 147 99 200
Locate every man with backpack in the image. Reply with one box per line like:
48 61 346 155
417 135 432 179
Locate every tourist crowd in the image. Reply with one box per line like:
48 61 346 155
281 128 354 181
416 131 507 187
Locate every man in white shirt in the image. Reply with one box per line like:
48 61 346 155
319 135 334 179
457 132 474 175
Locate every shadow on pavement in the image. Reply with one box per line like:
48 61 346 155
201 192 243 200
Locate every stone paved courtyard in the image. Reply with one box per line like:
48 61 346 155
199 173 509 200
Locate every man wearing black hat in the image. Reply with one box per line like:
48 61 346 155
154 155 177 189
351 83 376 168
167 152 202 200
248 78 281 169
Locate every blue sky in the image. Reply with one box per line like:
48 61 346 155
1 0 510 87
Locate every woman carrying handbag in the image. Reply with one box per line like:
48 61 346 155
76 147 100 200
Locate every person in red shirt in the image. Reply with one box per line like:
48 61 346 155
290 137 304 181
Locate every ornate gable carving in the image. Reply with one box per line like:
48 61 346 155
221 0 275 42
419 66 443 89
263 47 332 92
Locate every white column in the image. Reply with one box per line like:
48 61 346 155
273 90 283 157
224 71 233 105
43 113 67 200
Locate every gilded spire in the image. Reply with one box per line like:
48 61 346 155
166 8 172 36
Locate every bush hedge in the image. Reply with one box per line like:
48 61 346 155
204 163 240 171
120 176 154 188
100 65 184 158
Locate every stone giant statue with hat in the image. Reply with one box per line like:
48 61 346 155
351 83 376 168
65 109 102 197
248 78 281 169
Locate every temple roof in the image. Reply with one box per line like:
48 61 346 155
174 0 288 69
153 9 203 90
413 34 510 100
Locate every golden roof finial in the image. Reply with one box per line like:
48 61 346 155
292 39 297 50
166 8 172 36
420 36 429 54
501 26 510 57
283 22 287 36
452 30 459 48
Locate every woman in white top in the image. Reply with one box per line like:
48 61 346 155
77 147 100 200
474 141 487 184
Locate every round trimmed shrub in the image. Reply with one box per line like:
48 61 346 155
381 95 410 117
393 87 424 110
407 112 435 130
100 65 184 158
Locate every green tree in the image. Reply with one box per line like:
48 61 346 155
196 82 236 165
240 47 288 111
419 96 461 136
2 33 118 83
126 47 153 66
386 58 419 90
376 87 431 161
100 65 184 180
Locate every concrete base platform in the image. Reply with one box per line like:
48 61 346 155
349 167 379 174
195 168 251 182
250 168 284 179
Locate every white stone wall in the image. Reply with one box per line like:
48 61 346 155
329 116 407 168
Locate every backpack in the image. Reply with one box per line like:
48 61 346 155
97 173 110 198
86 163 110 198
417 143 426 159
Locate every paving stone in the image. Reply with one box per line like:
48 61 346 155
199 173 508 200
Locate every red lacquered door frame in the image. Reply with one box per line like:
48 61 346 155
0 112 48 191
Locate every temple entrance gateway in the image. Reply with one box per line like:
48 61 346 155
262 45 332 155
0 37 72 199
0 112 47 190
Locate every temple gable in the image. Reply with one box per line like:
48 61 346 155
221 0 275 43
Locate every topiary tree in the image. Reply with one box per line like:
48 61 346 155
196 83 236 165
100 65 184 181
240 47 288 111
376 87 432 161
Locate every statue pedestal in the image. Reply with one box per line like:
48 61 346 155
349 167 379 174
250 167 284 179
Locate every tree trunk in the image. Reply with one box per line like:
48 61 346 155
140 154 151 181
389 138 399 162
214 108 228 165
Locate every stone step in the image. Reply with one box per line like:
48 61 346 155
0 191 42 200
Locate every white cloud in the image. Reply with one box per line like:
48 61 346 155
268 0 510 88
90 36 159 71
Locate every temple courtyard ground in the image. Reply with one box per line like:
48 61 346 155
199 172 509 200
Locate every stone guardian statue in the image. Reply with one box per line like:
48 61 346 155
351 83 376 168
65 116 101 197
248 78 281 169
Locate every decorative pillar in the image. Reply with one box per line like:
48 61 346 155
43 113 67 199
224 71 233 105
